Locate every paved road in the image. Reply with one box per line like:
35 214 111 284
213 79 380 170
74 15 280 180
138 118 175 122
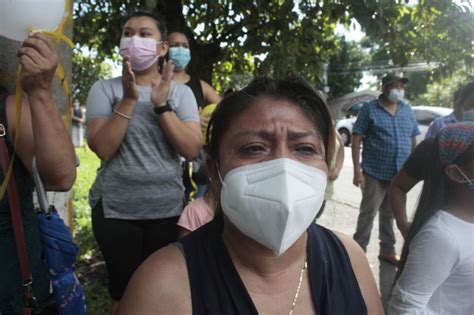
332 147 422 213
317 147 423 309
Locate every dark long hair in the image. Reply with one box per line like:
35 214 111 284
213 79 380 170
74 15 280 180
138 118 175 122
396 139 474 279
206 77 336 167
457 81 474 111
125 10 167 41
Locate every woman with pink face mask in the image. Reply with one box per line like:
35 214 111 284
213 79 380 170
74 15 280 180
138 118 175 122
85 10 202 314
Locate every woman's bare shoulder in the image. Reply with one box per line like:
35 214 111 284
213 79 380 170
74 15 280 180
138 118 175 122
116 244 192 314
332 230 385 315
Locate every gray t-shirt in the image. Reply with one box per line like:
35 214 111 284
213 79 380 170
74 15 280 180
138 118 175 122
86 77 199 219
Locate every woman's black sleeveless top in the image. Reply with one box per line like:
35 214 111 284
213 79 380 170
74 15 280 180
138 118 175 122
185 75 204 109
178 213 367 315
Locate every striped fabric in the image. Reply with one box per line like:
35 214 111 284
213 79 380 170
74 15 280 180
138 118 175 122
439 123 474 166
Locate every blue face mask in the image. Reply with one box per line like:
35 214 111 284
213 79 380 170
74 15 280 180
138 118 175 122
388 89 405 103
462 109 474 123
168 47 191 70
454 165 474 191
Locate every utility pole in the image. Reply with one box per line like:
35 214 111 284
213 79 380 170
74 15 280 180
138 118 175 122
323 63 330 94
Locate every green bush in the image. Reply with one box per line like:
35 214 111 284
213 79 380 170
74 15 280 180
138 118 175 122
72 147 108 314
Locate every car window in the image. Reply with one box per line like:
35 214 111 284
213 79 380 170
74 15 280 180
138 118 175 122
413 110 440 126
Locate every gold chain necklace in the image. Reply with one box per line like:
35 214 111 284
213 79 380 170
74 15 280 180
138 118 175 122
288 258 308 315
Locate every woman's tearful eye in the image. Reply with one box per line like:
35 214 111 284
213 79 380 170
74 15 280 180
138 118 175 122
297 145 316 155
295 144 325 159
241 144 267 156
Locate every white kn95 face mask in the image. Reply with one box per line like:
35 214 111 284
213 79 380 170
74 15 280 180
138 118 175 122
219 158 327 256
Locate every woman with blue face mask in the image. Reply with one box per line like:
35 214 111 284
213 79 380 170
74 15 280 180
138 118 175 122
389 123 474 315
118 78 384 315
167 30 221 109
168 30 221 109
167 30 222 202
167 30 221 142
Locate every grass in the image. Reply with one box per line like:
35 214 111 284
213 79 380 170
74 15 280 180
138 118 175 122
72 146 109 315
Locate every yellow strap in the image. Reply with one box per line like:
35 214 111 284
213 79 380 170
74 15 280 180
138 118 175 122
188 162 198 201
0 29 73 200
41 31 74 48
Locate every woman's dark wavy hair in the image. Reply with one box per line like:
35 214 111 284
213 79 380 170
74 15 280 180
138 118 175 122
457 81 474 110
167 27 189 40
396 137 474 280
125 10 167 40
205 77 336 167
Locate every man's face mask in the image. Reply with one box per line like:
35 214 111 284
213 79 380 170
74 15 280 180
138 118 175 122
388 89 405 103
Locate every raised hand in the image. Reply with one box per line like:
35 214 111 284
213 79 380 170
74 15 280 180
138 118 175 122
17 32 58 94
151 59 174 107
122 55 139 101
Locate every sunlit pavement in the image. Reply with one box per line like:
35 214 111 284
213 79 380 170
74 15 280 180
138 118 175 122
317 147 422 309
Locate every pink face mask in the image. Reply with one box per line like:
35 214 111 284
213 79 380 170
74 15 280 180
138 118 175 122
119 36 161 71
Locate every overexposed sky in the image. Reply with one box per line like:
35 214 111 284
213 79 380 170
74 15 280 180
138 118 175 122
334 21 376 91
335 21 365 42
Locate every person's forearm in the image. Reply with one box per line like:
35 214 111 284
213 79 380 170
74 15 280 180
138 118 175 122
28 90 76 190
351 136 362 173
88 99 136 161
335 146 344 173
158 112 202 160
388 170 418 236
389 185 409 229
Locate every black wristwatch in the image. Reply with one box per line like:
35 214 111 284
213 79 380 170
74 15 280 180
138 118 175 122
153 102 173 116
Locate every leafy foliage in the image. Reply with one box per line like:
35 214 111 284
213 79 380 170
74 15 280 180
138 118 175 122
404 71 430 104
73 0 472 94
72 50 113 105
360 1 473 75
415 69 474 107
327 37 365 97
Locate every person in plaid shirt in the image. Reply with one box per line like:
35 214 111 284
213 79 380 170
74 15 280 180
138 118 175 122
351 73 420 265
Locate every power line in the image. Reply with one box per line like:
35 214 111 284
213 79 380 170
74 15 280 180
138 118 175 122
329 61 441 76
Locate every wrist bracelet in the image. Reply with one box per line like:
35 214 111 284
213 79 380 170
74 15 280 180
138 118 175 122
113 108 132 120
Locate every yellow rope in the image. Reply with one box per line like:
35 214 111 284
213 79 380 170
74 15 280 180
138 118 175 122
188 162 198 201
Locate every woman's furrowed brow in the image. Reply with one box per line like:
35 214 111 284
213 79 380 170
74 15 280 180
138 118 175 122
287 131 320 140
231 130 320 140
